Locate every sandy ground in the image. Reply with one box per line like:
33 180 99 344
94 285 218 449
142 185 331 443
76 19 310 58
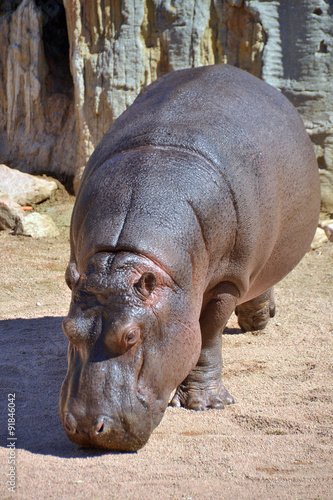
0 191 332 499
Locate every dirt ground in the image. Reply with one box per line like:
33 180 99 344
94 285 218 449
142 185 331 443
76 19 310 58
0 190 332 500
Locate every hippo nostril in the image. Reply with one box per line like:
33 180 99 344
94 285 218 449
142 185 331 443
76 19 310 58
64 412 78 434
95 421 104 434
92 415 113 436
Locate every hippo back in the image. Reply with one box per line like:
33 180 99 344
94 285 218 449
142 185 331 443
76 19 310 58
74 64 320 303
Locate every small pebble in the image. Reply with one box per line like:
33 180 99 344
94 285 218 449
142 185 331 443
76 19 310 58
36 302 41 306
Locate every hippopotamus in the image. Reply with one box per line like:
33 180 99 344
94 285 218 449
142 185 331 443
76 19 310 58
60 64 320 451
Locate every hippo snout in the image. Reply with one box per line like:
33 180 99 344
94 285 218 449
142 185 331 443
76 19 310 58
61 405 153 451
59 339 160 451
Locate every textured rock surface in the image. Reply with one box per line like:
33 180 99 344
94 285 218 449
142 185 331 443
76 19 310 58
0 0 332 206
0 0 75 185
319 169 333 213
310 227 330 250
0 197 25 231
0 164 58 205
0 196 60 237
318 220 333 242
63 0 266 189
251 0 333 214
18 212 60 238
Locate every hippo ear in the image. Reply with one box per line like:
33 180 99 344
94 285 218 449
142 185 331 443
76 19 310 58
134 272 157 298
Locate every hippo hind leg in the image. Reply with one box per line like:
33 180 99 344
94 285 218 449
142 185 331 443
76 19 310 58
170 283 237 411
235 287 275 332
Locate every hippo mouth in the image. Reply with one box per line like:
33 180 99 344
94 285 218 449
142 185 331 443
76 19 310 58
62 410 151 452
61 383 169 451
60 358 167 452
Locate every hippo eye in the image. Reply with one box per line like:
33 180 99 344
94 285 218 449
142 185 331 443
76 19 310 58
123 328 141 348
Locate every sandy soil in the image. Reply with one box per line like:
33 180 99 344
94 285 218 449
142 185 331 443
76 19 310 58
0 191 332 499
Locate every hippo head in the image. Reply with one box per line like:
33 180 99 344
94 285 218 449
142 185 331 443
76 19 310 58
60 251 201 451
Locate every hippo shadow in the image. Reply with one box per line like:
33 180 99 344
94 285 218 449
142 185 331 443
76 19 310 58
0 316 125 458
223 326 243 335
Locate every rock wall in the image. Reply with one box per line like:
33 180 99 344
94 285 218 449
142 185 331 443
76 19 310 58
63 0 265 190
0 0 75 188
252 0 333 213
0 0 332 210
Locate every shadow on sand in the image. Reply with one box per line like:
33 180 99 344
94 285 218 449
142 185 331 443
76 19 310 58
0 316 119 458
0 316 242 457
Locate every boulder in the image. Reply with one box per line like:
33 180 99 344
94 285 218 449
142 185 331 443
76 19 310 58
310 227 329 250
0 164 58 206
0 198 25 231
310 221 333 250
319 170 333 214
0 195 60 238
318 220 333 242
17 212 60 238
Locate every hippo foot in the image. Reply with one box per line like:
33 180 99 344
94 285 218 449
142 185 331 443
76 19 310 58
235 288 275 332
170 378 234 411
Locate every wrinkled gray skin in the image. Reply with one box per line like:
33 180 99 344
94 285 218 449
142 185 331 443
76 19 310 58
60 65 320 451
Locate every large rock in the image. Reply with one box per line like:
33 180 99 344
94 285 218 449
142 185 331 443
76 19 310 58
0 198 24 231
0 196 60 237
319 219 333 242
319 169 333 213
18 212 60 238
0 164 58 205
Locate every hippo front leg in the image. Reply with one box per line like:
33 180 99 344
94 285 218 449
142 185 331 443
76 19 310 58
170 283 237 410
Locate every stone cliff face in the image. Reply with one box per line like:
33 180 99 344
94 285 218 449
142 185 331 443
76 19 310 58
63 0 265 191
253 0 333 213
0 0 332 210
0 0 75 188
